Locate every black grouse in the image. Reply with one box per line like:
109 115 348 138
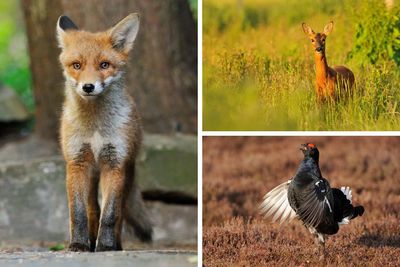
260 143 364 259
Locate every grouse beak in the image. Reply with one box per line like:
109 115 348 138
300 144 307 151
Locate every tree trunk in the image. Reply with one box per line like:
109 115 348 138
21 0 197 141
21 0 64 141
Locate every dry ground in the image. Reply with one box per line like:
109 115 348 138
203 137 400 266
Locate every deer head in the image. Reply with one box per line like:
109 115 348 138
302 21 333 54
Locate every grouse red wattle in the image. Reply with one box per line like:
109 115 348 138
260 143 364 258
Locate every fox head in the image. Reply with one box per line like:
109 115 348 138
56 13 140 100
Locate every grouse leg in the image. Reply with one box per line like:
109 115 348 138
317 233 326 261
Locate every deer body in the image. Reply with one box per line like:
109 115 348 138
303 22 354 102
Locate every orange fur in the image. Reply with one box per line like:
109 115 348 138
57 13 152 252
59 31 126 84
302 21 355 102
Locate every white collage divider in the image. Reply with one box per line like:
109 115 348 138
197 0 203 265
195 1 400 266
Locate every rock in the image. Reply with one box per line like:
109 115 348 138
140 134 197 196
0 134 197 245
0 134 197 196
0 86 30 122
0 160 197 244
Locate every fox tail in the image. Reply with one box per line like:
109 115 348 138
124 184 153 242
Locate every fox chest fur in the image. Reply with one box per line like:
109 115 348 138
57 13 152 252
61 90 141 166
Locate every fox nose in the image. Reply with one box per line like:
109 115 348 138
82 83 95 93
316 47 323 52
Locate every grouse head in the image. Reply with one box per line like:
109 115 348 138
300 143 319 162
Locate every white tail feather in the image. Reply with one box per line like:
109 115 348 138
259 180 296 224
339 217 350 225
340 186 352 203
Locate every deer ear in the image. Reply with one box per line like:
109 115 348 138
302 23 315 37
109 13 140 53
323 21 334 36
56 15 78 48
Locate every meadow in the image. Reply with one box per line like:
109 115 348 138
203 137 400 266
203 0 400 130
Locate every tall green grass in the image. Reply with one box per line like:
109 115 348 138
203 0 400 130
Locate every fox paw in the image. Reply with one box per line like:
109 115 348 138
69 242 90 252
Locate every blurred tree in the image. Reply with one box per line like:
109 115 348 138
21 0 197 141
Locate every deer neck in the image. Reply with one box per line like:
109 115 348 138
314 52 329 82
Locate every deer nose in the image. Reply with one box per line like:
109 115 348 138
316 47 323 52
82 83 95 93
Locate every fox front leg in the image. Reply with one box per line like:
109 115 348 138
66 162 92 252
96 153 126 252
87 172 100 252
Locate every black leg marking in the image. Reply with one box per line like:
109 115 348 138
96 197 121 251
69 195 90 252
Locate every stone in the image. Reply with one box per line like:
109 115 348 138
0 134 197 245
0 134 197 195
0 86 30 122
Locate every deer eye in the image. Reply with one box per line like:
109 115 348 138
100 62 110 69
72 62 81 70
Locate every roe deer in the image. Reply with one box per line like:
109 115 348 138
302 21 355 102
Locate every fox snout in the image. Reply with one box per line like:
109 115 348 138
66 72 123 100
82 83 95 93
72 80 105 99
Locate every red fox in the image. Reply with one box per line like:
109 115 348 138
57 13 152 252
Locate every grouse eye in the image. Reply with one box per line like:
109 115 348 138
311 39 315 43
72 62 81 70
100 62 110 69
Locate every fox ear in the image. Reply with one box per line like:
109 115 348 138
56 15 78 48
302 23 315 37
323 21 334 36
110 13 140 53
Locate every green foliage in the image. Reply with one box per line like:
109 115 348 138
203 0 400 130
203 0 343 34
189 0 198 21
49 243 65 251
0 1 33 110
348 1 400 66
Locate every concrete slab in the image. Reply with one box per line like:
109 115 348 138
0 250 197 267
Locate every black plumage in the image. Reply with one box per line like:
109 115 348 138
260 143 364 259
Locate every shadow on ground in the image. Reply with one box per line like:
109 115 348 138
356 234 400 248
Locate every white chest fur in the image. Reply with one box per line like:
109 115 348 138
66 128 128 163
89 131 108 162
64 98 132 164
67 124 129 164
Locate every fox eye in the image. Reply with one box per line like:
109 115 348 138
100 62 110 69
72 62 81 70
